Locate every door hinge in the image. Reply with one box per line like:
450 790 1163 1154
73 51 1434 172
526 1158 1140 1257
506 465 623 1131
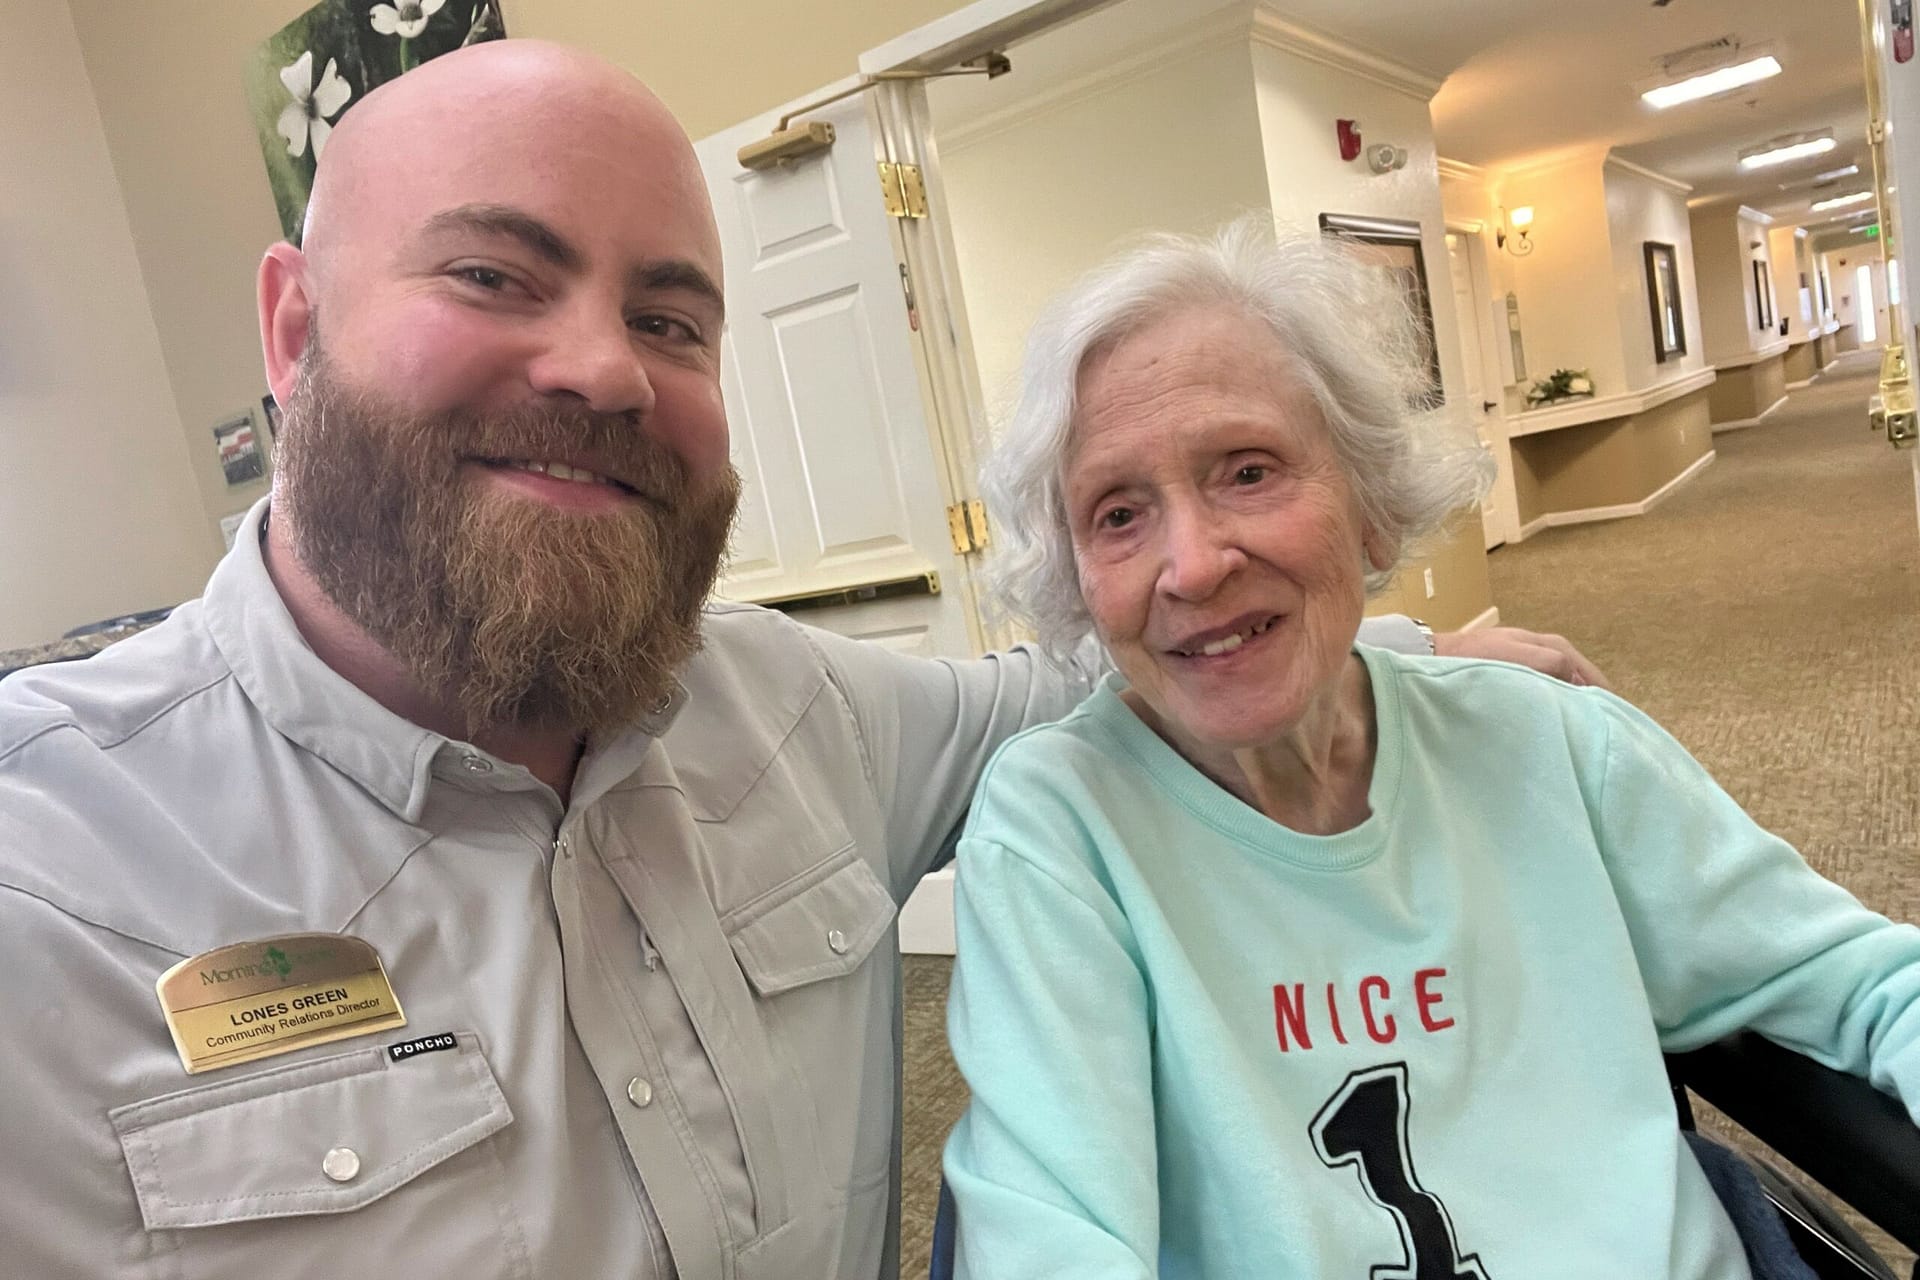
946 499 990 554
878 161 929 219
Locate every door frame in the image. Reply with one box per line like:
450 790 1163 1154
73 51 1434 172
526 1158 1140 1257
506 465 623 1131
1446 218 1521 547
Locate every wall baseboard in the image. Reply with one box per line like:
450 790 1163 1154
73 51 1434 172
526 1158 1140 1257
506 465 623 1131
1711 394 1789 434
1462 606 1501 632
1786 377 1815 390
1515 450 1716 540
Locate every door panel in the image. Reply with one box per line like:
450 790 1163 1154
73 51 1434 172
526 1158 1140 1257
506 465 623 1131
695 89 975 659
1446 232 1516 548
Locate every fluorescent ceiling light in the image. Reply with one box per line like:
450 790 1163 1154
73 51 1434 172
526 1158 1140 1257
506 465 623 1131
1810 190 1874 212
1740 134 1836 170
1815 164 1860 182
1642 55 1782 109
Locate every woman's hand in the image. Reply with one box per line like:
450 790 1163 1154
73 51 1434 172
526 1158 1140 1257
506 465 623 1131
1433 626 1612 690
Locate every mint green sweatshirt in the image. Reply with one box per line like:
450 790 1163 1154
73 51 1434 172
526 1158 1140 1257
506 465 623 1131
944 646 1920 1278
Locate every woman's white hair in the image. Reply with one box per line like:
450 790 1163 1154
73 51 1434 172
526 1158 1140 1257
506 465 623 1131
981 216 1495 658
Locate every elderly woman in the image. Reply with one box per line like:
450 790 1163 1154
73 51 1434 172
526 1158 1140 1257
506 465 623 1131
939 222 1920 1278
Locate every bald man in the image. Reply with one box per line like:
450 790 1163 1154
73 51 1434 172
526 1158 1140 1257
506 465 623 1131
0 39 1602 1279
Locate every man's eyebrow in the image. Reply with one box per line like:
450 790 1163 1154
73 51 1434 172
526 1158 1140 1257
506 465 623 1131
632 259 725 317
420 204 582 271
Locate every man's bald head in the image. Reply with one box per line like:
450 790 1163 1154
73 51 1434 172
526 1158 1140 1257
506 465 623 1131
298 39 719 304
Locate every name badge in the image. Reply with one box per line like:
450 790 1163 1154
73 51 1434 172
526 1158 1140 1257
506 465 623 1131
156 933 406 1074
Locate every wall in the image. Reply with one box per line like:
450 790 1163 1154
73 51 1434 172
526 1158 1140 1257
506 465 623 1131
0 0 217 649
1247 35 1491 624
1769 225 1816 344
1511 390 1712 525
1819 245 1883 331
1706 360 1787 424
941 36 1272 415
1493 153 1628 396
61 0 977 544
1604 159 1706 391
943 23 1490 627
1689 202 1781 363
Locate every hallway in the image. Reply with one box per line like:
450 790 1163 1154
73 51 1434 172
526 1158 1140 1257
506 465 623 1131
1490 350 1920 925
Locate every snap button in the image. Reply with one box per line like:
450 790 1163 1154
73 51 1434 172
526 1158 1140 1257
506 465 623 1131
322 1146 361 1183
626 1076 654 1108
827 928 848 955
462 754 493 774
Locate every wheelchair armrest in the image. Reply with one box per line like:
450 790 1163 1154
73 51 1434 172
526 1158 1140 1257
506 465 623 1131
1668 1032 1920 1255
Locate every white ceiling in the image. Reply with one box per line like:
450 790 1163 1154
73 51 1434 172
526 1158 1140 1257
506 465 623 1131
924 0 1874 234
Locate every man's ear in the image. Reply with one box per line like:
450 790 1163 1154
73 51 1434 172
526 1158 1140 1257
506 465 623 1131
259 242 314 406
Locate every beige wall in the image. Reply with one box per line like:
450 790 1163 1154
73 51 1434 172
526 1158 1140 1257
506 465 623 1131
1511 389 1712 525
943 21 1491 630
1706 356 1787 425
1604 160 1706 391
1769 225 1815 343
62 0 976 546
1366 518 1496 631
0 0 217 649
1493 154 1627 396
1783 339 1818 383
941 36 1272 417
1688 203 1779 363
1244 42 1490 625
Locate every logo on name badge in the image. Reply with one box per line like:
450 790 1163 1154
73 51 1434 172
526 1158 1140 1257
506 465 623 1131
155 933 406 1074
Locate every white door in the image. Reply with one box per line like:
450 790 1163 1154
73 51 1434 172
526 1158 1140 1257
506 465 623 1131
1446 232 1515 547
1858 263 1880 344
695 87 978 660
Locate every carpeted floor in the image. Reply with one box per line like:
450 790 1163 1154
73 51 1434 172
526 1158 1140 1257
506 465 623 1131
897 348 1920 1275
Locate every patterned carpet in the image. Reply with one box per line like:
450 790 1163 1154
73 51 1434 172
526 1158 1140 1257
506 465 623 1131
897 348 1920 1275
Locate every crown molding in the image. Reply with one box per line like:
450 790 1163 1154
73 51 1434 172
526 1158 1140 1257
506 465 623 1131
1737 204 1776 225
1603 153 1692 195
1248 6 1445 102
1437 156 1486 183
1496 145 1609 182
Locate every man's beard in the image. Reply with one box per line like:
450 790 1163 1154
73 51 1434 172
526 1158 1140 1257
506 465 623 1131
273 340 740 738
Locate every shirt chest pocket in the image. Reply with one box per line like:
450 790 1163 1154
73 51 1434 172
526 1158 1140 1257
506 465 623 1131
723 851 899 1196
109 1033 529 1279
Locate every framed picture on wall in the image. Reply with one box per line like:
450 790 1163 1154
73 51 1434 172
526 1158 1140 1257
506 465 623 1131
1318 212 1444 408
1752 260 1773 330
1644 241 1686 362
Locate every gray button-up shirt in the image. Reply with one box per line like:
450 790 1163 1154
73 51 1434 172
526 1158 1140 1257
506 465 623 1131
0 503 1425 1279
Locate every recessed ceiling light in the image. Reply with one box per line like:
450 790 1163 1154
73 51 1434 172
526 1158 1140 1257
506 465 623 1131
1642 54 1783 109
1810 190 1875 212
1739 132 1837 170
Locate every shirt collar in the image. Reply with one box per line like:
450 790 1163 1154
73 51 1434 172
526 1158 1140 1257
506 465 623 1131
200 499 451 821
200 499 685 821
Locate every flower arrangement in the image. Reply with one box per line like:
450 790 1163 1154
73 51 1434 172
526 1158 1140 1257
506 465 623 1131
1525 368 1595 408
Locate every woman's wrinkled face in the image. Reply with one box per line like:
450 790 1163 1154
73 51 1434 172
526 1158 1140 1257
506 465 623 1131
1064 306 1389 751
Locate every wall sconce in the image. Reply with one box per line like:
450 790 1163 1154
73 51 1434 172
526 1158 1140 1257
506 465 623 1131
1497 205 1535 256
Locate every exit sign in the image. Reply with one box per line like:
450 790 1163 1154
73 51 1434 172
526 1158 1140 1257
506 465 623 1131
1865 224 1881 238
